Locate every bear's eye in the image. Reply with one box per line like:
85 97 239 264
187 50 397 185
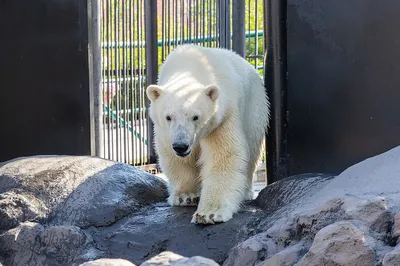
166 115 171 121
193 115 199 121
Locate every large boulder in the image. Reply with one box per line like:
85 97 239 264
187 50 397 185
0 156 168 265
0 145 400 266
0 156 168 231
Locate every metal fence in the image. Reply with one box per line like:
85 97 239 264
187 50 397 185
99 0 265 170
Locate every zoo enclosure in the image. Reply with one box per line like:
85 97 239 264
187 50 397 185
99 0 266 171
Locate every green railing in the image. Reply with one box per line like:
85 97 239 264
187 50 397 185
103 103 148 145
101 30 264 49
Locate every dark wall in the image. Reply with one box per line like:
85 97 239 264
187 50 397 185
287 0 400 175
0 0 91 162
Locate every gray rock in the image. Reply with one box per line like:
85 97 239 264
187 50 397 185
0 191 47 232
222 233 279 266
255 173 335 214
342 196 393 234
0 156 335 266
80 258 137 266
85 201 268 265
393 214 400 243
299 146 400 211
0 222 46 266
258 242 306 266
382 245 400 266
79 252 219 266
225 195 384 266
140 251 219 266
0 156 168 266
0 221 89 266
1 146 400 266
0 155 168 230
295 221 376 266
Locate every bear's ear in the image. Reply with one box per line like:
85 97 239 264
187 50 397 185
146 85 163 101
204 84 219 102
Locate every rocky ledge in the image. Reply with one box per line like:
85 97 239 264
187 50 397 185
0 146 400 266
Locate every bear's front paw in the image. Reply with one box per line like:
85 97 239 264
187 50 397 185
191 207 234 225
167 192 200 207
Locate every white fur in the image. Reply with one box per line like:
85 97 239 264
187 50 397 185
146 44 270 224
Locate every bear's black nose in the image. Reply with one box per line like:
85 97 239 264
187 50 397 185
172 143 189 154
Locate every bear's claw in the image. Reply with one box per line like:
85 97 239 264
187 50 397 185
191 208 233 224
168 193 200 207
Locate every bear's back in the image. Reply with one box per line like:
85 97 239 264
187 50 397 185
158 45 258 91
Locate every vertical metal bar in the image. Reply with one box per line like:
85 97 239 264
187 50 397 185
88 0 102 158
142 0 146 164
172 0 174 47
122 0 128 163
174 0 178 47
181 0 185 44
216 0 218 47
132 0 138 165
168 0 171 52
255 0 259 69
232 0 245 57
171 0 173 47
188 0 192 41
207 0 213 47
145 0 158 164
199 0 202 44
117 2 124 162
213 0 216 47
138 0 143 165
107 0 112 160
218 0 225 47
101 0 106 158
138 0 145 165
265 0 288 184
219 0 230 49
226 0 231 49
216 0 220 47
162 0 165 60
263 0 268 52
112 0 118 161
116 0 121 162
129 0 134 165
202 0 205 45
247 0 251 54
195 0 199 44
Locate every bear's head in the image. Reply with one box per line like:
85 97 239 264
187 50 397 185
146 83 219 158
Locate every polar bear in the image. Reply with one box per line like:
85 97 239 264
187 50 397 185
146 44 270 224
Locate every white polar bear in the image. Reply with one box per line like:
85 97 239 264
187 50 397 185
146 44 270 224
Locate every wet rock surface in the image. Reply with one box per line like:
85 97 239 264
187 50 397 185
0 146 400 266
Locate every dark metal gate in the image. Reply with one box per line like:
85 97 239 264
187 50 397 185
265 0 400 183
98 0 266 173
